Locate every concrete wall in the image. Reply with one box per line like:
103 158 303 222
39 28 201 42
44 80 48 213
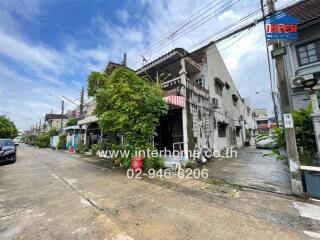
197 44 247 151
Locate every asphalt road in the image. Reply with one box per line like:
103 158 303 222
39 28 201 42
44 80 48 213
1 145 320 240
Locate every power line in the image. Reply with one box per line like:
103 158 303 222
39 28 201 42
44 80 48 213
127 0 223 63
135 0 296 74
129 0 241 65
130 2 260 67
128 0 240 65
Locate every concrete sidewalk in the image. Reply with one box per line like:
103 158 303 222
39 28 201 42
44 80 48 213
0 145 320 239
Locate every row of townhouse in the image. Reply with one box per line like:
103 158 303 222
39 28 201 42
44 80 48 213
75 44 256 159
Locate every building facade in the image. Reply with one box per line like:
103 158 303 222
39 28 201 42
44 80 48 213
281 0 320 110
136 44 252 159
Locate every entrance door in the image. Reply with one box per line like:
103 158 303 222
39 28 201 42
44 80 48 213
155 108 183 151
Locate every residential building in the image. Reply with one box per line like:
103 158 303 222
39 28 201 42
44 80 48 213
44 113 68 132
253 108 277 134
281 0 320 110
136 44 250 158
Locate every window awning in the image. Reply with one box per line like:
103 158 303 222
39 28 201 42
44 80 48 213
163 95 186 108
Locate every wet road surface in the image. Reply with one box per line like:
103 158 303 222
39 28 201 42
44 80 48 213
206 146 292 194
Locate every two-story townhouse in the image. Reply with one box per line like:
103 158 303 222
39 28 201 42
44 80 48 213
136 44 249 160
281 0 320 110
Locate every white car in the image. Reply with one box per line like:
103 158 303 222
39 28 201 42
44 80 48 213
256 137 277 149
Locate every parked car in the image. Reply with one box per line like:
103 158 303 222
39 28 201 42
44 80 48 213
0 139 17 163
13 136 22 144
255 135 277 149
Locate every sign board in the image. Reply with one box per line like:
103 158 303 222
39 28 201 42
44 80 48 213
265 11 299 41
271 47 286 58
283 113 294 128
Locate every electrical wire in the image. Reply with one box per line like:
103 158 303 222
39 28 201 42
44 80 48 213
128 0 240 65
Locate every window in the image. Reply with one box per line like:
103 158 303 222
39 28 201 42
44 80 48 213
225 83 230 90
296 40 319 66
218 123 227 137
214 78 224 96
235 126 241 137
194 76 204 87
232 94 239 107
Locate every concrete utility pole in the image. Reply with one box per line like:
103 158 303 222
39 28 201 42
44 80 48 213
264 0 303 195
123 53 127 67
60 100 64 133
79 86 84 120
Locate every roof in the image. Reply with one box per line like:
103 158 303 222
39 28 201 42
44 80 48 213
45 114 68 121
105 61 134 72
136 48 188 73
283 0 320 28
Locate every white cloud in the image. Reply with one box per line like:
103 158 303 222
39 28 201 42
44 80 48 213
116 9 129 23
218 10 239 21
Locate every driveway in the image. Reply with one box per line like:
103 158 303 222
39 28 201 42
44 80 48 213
206 146 292 194
0 145 319 239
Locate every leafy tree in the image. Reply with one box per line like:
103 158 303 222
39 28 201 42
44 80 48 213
0 115 18 139
87 67 168 168
66 118 78 127
48 127 59 137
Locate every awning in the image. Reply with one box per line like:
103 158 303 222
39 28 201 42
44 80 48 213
164 95 186 108
78 116 99 125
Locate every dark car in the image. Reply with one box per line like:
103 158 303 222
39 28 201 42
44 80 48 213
0 139 17 163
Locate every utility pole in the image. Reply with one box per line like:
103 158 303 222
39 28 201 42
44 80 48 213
79 86 84 120
123 53 127 67
60 100 64 134
263 0 303 195
79 86 84 144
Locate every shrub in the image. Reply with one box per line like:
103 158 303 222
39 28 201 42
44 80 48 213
91 144 98 156
143 156 164 170
34 134 50 148
57 134 66 150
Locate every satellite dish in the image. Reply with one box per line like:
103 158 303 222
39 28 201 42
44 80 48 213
291 76 304 87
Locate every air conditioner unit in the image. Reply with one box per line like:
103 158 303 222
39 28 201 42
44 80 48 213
211 98 219 109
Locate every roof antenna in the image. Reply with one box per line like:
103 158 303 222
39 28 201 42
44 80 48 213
141 55 147 66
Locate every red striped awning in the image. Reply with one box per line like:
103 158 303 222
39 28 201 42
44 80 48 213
164 95 186 108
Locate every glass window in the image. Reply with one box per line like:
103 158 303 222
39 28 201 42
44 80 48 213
194 77 204 87
297 40 319 66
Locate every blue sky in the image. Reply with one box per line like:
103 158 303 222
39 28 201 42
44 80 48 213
0 0 296 130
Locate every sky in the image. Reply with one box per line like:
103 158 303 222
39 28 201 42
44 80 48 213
0 0 297 130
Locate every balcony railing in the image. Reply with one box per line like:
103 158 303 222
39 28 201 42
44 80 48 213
186 78 209 98
162 77 181 90
162 77 209 98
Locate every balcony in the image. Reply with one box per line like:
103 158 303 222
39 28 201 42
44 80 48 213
162 77 209 98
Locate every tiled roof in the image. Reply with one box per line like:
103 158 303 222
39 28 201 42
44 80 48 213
284 0 320 27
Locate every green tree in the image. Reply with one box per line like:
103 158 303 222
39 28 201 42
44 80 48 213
87 67 168 168
66 118 77 127
48 127 59 137
0 115 18 139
